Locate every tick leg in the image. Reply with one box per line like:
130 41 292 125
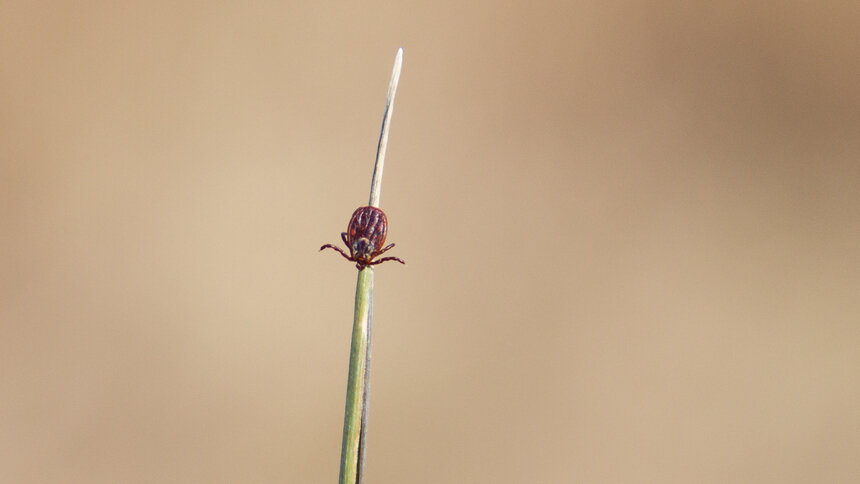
368 256 405 266
375 243 395 256
320 244 352 261
341 232 349 245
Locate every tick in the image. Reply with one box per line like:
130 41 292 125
320 206 406 270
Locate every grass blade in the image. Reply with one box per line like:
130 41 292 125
338 47 404 484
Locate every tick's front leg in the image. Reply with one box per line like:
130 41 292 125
368 256 405 266
375 243 395 256
320 244 352 261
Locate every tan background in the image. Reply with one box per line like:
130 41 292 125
2 1 859 483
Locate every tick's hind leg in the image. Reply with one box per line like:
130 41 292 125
320 244 352 261
368 256 405 266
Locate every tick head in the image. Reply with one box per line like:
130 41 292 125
352 237 374 261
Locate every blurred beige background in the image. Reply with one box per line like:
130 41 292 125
2 1 859 483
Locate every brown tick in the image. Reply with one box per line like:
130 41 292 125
320 206 405 270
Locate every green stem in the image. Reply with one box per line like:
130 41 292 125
338 47 403 484
338 268 373 484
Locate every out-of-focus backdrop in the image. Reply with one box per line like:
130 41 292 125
2 2 859 483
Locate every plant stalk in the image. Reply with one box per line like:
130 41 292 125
338 47 403 484
338 267 372 483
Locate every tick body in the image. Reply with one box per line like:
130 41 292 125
320 206 405 270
